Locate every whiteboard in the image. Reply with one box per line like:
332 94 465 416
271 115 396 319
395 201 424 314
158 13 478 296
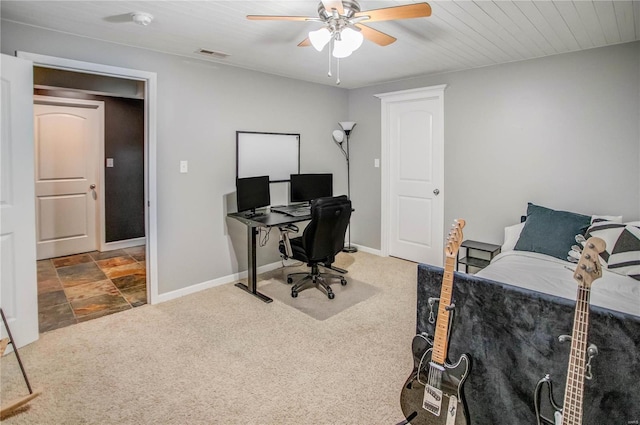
236 132 300 182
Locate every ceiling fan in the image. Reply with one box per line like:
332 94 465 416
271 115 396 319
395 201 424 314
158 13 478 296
247 1 432 58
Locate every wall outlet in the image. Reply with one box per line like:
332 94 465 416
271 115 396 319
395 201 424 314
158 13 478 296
180 160 188 173
106 158 114 167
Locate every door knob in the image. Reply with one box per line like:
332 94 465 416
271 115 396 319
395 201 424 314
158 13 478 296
90 184 96 190
433 189 440 196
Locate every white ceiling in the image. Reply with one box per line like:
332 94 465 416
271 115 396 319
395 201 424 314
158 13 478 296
2 1 639 89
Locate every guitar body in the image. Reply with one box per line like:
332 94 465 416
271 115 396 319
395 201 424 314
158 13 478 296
534 375 563 425
400 335 471 425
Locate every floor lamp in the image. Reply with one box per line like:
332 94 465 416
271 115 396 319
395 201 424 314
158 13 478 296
332 121 357 253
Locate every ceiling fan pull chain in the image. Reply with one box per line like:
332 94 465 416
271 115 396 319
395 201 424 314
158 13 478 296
336 58 341 85
327 42 332 77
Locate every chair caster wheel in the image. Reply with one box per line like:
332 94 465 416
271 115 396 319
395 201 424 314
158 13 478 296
287 277 293 284
328 292 335 300
291 290 298 298
340 278 347 286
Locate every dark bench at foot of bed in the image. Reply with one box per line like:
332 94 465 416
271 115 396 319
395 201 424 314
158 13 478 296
416 263 640 425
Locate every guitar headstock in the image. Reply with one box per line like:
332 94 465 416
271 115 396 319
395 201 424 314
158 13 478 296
445 219 466 258
574 237 606 288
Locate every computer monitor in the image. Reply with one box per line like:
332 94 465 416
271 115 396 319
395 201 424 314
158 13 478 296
290 173 333 204
236 175 270 216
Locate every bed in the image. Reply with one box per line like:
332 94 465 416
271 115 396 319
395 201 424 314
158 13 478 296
414 204 640 424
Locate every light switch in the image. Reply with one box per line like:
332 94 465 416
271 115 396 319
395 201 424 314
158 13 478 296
180 160 188 173
106 158 114 167
374 158 380 168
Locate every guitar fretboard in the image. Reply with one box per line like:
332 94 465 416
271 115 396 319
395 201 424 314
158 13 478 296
562 284 591 425
432 256 455 365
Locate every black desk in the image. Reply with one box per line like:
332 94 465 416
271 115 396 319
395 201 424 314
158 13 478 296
227 209 311 303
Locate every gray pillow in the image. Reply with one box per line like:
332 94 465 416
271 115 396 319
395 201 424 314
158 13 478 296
514 203 591 261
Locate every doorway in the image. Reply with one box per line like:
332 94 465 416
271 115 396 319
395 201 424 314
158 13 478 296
376 85 446 266
34 92 146 332
16 51 158 334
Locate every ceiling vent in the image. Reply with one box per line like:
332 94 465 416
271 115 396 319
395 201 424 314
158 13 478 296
196 48 230 59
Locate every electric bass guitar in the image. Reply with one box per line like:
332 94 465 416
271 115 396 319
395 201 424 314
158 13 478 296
534 236 606 425
400 219 471 425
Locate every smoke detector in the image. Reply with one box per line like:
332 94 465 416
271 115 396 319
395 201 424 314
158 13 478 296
131 12 153 26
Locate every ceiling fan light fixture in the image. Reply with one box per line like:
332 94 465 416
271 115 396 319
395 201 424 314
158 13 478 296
309 27 332 52
333 37 353 58
341 28 363 52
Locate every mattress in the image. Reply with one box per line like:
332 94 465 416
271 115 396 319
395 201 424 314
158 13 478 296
476 250 640 317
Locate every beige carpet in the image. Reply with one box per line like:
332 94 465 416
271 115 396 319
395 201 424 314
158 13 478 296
259 267 381 321
1 252 418 425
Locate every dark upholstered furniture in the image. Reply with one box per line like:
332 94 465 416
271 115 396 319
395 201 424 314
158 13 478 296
285 195 351 299
416 264 640 425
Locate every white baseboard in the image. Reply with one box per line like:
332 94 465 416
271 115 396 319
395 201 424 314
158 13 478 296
351 244 383 256
155 260 283 304
154 246 383 305
101 237 146 252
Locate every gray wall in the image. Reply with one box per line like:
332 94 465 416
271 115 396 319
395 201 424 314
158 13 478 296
2 21 349 295
348 41 640 248
3 20 639 296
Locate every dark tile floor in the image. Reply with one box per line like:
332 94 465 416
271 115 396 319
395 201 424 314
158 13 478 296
37 246 147 333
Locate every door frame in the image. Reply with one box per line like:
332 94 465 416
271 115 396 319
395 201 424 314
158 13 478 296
33 96 104 260
17 51 159 305
375 84 447 261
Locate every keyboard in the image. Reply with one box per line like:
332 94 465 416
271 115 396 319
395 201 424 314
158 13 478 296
271 206 310 217
286 207 310 217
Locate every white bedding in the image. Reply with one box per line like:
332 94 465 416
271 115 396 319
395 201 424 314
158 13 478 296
475 250 640 317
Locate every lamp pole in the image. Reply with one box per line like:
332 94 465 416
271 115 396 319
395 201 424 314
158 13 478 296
339 122 357 253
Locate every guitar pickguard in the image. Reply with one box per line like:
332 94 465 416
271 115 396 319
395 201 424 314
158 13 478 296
400 346 471 425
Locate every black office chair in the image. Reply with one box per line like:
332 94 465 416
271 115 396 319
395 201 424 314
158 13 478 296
281 195 352 300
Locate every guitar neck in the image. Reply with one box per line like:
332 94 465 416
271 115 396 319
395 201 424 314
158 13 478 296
432 256 455 365
561 285 592 425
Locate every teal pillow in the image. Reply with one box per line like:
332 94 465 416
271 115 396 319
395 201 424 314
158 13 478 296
514 203 591 261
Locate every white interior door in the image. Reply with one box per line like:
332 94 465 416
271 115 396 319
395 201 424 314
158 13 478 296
378 86 446 266
1 54 39 347
34 98 103 260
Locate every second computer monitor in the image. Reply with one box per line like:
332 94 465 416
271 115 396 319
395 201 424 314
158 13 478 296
290 173 333 203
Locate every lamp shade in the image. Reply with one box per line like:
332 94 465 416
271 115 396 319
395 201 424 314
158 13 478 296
332 129 345 143
332 37 353 58
339 121 357 132
341 28 363 52
309 27 332 52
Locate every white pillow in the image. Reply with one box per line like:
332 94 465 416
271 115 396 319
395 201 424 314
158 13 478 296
591 215 623 224
502 222 525 252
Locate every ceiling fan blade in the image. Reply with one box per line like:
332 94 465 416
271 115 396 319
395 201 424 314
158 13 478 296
322 0 344 15
354 3 432 22
298 38 311 47
356 24 397 46
246 15 313 21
